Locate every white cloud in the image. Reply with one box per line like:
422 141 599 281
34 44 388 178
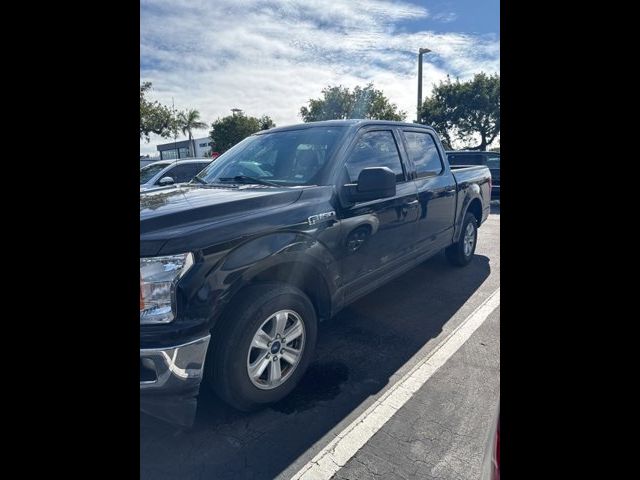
432 12 458 23
140 0 499 154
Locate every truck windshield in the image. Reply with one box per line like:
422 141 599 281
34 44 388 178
196 127 347 187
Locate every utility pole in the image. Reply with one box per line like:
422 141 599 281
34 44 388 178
172 97 179 161
417 48 431 123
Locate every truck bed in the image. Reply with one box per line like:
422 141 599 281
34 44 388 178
450 165 491 184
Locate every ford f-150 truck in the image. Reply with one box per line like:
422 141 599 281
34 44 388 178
140 120 491 425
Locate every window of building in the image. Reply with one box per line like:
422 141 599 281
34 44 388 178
345 130 404 183
161 150 178 161
403 131 443 177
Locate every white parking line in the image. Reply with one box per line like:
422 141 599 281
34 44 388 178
290 288 500 480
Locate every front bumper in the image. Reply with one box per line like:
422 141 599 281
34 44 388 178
140 335 210 426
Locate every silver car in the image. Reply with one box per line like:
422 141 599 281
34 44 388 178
140 159 213 192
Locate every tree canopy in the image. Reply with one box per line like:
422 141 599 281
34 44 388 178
420 73 500 151
209 113 276 152
140 82 177 142
300 84 406 122
177 109 208 139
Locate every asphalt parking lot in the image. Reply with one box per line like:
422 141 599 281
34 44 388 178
141 205 500 480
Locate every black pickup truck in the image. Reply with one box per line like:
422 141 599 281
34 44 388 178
140 120 491 425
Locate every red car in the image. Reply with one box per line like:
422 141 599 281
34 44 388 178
481 403 500 480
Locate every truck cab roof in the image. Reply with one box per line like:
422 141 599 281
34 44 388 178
255 119 437 135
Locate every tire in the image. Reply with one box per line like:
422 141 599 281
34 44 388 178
446 212 478 267
206 282 318 411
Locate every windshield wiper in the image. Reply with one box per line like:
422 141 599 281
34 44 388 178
218 175 281 187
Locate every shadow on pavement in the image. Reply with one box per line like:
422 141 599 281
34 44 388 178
140 252 491 480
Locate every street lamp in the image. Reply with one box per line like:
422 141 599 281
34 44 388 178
417 47 431 123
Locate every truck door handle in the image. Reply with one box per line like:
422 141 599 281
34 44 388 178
406 200 419 206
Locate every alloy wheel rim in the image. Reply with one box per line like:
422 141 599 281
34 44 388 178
246 309 306 390
464 222 476 257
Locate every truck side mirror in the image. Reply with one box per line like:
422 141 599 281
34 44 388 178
343 167 396 203
158 176 175 186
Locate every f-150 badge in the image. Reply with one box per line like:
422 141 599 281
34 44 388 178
308 211 336 226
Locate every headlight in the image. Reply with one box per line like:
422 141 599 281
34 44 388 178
140 253 194 324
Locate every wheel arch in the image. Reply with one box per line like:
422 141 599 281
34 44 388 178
454 195 483 242
205 236 338 339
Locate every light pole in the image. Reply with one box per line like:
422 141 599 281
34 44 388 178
417 48 431 123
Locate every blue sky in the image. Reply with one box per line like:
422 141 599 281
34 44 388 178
397 0 499 34
140 0 500 154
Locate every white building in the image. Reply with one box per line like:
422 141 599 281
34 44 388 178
156 137 213 160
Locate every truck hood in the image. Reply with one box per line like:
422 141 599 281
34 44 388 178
140 184 304 255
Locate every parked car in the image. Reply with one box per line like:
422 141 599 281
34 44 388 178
140 159 212 192
140 120 491 425
481 402 500 480
140 157 158 169
446 150 500 199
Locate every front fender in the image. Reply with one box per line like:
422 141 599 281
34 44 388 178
200 231 340 328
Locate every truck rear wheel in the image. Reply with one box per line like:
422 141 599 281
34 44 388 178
207 283 318 411
446 212 478 267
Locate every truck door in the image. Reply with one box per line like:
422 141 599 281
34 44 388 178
400 129 457 254
337 128 419 297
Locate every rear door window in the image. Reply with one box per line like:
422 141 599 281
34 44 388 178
403 131 443 177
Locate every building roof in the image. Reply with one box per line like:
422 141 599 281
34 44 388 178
156 137 212 151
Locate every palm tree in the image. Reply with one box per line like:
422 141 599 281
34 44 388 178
177 109 208 157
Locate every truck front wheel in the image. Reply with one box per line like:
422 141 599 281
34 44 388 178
207 283 318 411
446 212 478 267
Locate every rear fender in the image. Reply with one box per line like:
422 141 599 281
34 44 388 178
453 185 482 243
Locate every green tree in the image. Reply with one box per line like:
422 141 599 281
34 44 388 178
420 73 500 151
259 115 276 130
210 113 276 152
300 83 406 122
140 82 177 141
177 109 208 157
